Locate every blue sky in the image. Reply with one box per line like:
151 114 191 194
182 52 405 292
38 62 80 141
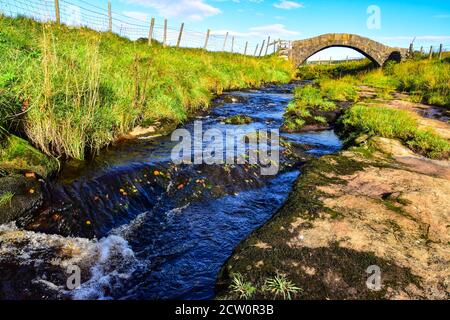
88 0 450 59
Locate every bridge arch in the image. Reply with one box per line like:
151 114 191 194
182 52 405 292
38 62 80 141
289 34 408 67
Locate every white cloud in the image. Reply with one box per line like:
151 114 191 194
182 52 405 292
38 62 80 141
124 0 221 21
274 1 303 10
212 24 300 38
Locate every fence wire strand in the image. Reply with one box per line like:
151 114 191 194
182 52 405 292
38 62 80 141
0 0 279 56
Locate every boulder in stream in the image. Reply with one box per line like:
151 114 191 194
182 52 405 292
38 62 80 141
0 174 45 224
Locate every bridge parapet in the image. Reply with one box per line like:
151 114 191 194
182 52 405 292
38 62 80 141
282 33 408 66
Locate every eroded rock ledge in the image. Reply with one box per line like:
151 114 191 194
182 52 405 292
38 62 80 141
217 137 450 299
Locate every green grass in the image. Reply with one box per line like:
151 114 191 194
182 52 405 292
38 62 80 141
229 273 257 300
0 134 59 177
224 114 253 125
340 105 450 159
387 59 450 108
0 191 14 208
298 59 375 80
262 274 302 300
319 77 359 102
299 56 450 109
282 85 336 132
0 15 294 161
282 78 358 132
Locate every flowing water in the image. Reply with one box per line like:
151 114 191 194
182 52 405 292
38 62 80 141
0 83 342 300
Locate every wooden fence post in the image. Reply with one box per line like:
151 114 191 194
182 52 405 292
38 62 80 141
428 46 433 60
258 40 265 57
231 36 235 53
222 32 229 51
108 1 112 32
163 19 167 47
244 41 248 55
54 0 60 25
265 36 270 55
204 29 210 50
148 18 155 46
438 44 443 60
409 43 414 55
273 40 276 54
420 46 423 55
176 22 184 47
329 56 332 65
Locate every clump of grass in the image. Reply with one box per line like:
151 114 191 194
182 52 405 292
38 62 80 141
224 114 253 125
229 273 257 300
282 85 336 132
319 77 359 102
390 59 450 108
340 105 450 159
0 191 14 208
0 15 294 161
262 273 302 300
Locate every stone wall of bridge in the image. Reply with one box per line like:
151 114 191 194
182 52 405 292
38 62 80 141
286 33 409 66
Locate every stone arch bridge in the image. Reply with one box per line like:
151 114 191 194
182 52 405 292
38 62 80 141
279 33 409 67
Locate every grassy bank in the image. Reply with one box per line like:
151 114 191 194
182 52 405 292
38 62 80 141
285 56 450 159
0 15 294 163
298 55 450 108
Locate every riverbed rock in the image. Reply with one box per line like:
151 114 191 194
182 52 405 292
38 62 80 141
224 114 254 125
0 135 58 178
221 94 249 104
0 174 45 224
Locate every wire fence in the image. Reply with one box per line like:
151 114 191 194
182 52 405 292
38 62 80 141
0 0 283 56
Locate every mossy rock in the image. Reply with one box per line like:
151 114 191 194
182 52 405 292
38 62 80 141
224 115 253 125
221 95 249 104
0 174 45 224
0 135 58 177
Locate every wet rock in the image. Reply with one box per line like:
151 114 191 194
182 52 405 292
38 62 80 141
0 174 45 224
0 135 58 178
221 95 248 104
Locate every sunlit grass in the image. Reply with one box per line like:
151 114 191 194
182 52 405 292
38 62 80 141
0 15 295 160
0 191 14 208
262 273 302 300
340 105 450 159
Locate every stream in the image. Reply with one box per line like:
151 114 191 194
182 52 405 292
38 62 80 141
0 83 342 300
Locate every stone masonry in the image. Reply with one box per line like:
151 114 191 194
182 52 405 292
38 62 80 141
284 33 409 66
